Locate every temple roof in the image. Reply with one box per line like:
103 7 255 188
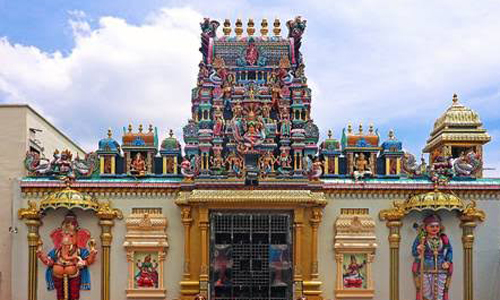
424 94 491 152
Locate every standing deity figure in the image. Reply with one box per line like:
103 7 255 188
343 255 366 288
279 110 291 138
259 151 277 177
213 108 225 137
412 214 453 300
36 212 97 300
353 153 372 180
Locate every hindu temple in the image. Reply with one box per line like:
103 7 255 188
13 17 500 300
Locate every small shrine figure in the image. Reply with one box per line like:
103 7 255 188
213 107 225 137
225 151 244 177
211 149 225 171
135 254 159 288
279 110 291 138
412 214 453 300
343 255 366 288
36 212 97 300
232 101 243 120
259 151 277 177
277 148 292 174
130 153 147 176
303 157 323 181
52 150 74 177
353 153 372 180
245 42 259 66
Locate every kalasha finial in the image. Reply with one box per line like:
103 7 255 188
223 19 231 36
169 129 174 138
359 123 363 134
452 93 459 104
235 19 243 37
247 19 255 36
128 124 133 133
273 18 281 36
347 122 353 134
138 124 143 133
261 19 269 36
328 129 332 139
388 129 395 139
368 123 374 134
107 128 112 138
148 124 153 132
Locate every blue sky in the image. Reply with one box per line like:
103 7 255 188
0 0 499 176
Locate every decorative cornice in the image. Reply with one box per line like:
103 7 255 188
175 189 327 206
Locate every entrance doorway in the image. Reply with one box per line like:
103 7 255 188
210 212 293 300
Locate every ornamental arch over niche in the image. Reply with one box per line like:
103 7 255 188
17 182 123 300
379 189 485 300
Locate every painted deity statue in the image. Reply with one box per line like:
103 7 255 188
135 254 159 288
353 153 372 180
130 152 147 176
36 212 97 300
412 214 453 300
343 255 366 288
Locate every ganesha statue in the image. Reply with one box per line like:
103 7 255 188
36 212 97 300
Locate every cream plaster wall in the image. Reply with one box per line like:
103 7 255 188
319 196 500 300
12 191 500 300
2 105 84 300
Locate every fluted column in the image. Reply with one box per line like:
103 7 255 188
461 218 477 300
387 220 402 300
181 206 193 280
199 206 209 296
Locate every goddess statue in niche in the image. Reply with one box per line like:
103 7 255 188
135 254 159 288
412 214 453 300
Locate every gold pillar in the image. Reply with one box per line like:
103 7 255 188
199 206 209 296
324 157 329 175
100 156 105 174
385 158 390 176
334 156 339 175
181 206 193 280
303 207 323 300
96 202 123 300
18 201 42 300
387 220 402 300
461 217 477 300
174 156 178 175
294 207 304 296
163 156 167 174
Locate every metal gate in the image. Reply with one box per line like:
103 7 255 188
210 212 293 300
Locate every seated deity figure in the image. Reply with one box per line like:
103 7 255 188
130 153 147 176
353 153 372 180
36 212 97 300
412 214 453 300
343 255 366 288
135 254 159 288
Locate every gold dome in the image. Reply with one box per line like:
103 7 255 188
40 187 99 212
423 94 490 153
431 94 482 134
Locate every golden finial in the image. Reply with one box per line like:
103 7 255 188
328 129 332 139
359 123 363 134
452 93 459 104
261 19 269 36
169 129 174 138
128 124 133 133
247 19 255 36
138 124 143 133
223 19 231 36
368 123 374 134
235 19 243 37
347 122 353 134
107 128 112 138
273 18 281 36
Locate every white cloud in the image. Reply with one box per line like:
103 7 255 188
0 7 202 150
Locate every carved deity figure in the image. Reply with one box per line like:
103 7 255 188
343 255 366 288
245 42 259 66
353 153 372 180
130 153 147 176
213 107 225 137
279 109 291 138
135 254 159 288
36 212 97 300
211 149 225 170
259 151 277 177
225 151 244 177
412 214 453 300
